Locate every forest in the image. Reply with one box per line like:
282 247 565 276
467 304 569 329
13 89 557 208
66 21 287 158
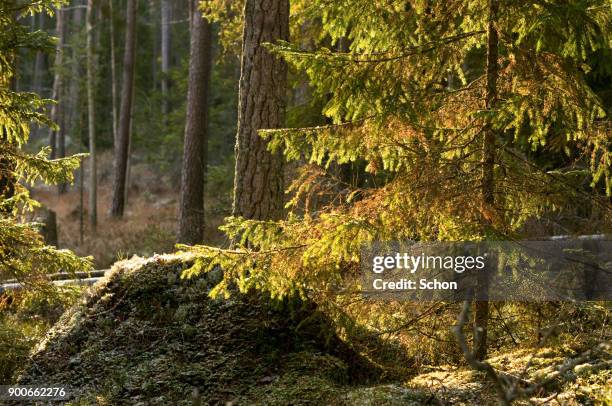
0 0 611 404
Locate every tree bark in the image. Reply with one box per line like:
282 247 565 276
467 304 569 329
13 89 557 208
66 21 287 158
474 0 499 362
86 0 97 231
68 0 84 136
177 0 212 244
160 0 170 120
124 81 135 206
109 0 118 146
60 1 84 194
32 12 47 95
49 6 65 160
111 0 137 218
232 0 289 221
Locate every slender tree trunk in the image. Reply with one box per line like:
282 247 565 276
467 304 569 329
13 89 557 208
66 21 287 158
474 0 499 362
68 0 83 141
111 0 137 218
31 12 47 140
232 0 289 221
109 0 118 146
124 82 135 206
58 2 82 194
160 0 170 120
57 106 67 193
49 6 65 160
177 0 212 244
150 0 158 87
64 0 85 192
77 106 85 245
86 0 97 231
32 12 47 95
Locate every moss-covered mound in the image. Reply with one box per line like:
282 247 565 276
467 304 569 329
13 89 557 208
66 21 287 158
13 254 383 405
13 253 610 405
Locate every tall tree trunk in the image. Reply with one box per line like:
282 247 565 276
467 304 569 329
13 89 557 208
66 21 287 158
86 0 97 231
32 12 47 95
232 0 289 221
77 102 85 245
31 12 47 140
124 82 135 206
160 0 170 120
57 103 67 193
109 0 118 146
49 6 65 160
59 2 83 194
177 0 212 244
474 0 499 362
111 0 137 218
68 0 84 141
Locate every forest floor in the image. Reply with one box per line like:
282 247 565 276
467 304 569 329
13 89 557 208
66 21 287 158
31 152 229 269
9 254 611 405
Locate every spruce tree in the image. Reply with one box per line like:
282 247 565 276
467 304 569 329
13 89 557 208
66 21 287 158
0 0 90 285
184 0 611 359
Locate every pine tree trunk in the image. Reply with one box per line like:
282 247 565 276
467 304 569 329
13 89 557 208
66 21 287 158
111 0 137 218
160 0 170 120
32 12 47 95
85 0 97 231
232 0 289 221
177 0 212 244
57 106 67 193
68 1 84 131
109 0 118 146
474 0 499 362
49 6 65 160
124 82 135 206
59 1 83 194
31 12 47 140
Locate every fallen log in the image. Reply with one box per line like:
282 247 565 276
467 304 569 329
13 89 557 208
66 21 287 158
0 274 107 293
1 269 109 285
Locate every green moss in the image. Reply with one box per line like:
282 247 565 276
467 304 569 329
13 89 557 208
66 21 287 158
11 254 377 405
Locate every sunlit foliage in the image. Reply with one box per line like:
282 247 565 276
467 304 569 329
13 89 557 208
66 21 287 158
0 0 91 285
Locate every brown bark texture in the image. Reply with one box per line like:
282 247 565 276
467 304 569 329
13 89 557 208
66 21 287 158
232 0 289 221
177 0 212 244
111 0 137 218
474 0 499 362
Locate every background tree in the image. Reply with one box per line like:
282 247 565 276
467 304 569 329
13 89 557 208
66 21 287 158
160 0 170 122
86 0 97 230
111 0 137 218
48 5 64 161
232 0 289 221
177 0 212 244
109 0 118 145
31 12 48 96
